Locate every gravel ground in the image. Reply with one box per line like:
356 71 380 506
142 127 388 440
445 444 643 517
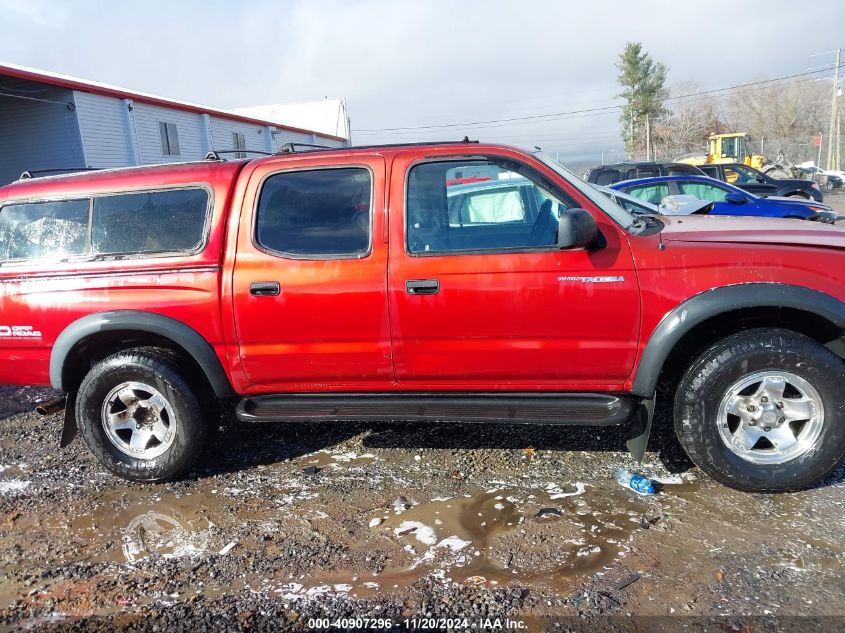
1 384 844 632
824 190 845 217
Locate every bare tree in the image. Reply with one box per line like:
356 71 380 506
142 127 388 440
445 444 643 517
723 81 828 164
651 82 718 161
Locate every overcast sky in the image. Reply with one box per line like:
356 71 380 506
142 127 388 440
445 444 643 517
1 0 844 163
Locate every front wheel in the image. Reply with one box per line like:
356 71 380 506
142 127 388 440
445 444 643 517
76 348 208 482
674 329 845 492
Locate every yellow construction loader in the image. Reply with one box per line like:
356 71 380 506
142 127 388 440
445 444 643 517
677 133 767 170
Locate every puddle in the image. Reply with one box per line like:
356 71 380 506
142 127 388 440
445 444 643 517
298 450 378 469
281 482 683 598
64 492 218 564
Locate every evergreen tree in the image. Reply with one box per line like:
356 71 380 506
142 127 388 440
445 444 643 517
617 42 668 159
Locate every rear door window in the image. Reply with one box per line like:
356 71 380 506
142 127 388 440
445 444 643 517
0 199 89 261
620 182 670 205
593 169 622 186
633 167 659 179
667 165 697 176
92 188 210 255
256 167 372 258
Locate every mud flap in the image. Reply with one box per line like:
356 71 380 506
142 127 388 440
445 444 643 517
625 397 654 462
60 392 78 448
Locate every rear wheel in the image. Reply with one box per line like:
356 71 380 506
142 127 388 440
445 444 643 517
674 329 845 491
76 348 208 482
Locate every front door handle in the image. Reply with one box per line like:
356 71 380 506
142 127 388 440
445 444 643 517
405 279 440 295
250 281 281 296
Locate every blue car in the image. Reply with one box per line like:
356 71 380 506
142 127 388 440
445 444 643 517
609 175 837 222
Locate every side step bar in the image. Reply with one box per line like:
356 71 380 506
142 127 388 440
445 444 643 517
236 393 638 426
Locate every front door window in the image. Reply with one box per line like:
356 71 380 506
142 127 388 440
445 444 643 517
676 180 732 202
407 159 573 254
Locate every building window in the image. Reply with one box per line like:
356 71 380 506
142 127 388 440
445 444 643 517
159 122 180 156
233 132 246 159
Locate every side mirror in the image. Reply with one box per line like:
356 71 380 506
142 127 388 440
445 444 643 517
725 192 748 205
558 208 599 249
756 176 766 183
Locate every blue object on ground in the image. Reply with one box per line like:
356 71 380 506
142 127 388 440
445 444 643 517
615 467 656 495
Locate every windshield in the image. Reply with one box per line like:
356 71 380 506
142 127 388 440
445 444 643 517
531 151 636 229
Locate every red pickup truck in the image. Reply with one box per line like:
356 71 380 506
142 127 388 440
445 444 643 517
1 141 844 491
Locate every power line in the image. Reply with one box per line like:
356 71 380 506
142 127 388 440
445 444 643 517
354 65 837 133
354 72 830 138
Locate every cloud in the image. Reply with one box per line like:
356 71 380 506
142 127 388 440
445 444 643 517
0 0 68 27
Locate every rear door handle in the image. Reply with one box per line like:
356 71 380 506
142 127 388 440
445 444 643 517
405 279 440 295
250 281 281 296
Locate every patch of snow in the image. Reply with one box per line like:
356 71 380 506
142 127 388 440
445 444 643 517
330 451 360 462
394 521 437 546
0 479 31 495
437 536 471 552
549 482 587 499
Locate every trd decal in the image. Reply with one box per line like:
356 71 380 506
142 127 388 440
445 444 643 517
0 325 42 338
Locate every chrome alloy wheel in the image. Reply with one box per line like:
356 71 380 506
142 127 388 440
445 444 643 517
717 371 824 465
101 382 177 459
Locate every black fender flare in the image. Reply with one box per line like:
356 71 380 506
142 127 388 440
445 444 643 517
50 310 235 397
631 283 845 397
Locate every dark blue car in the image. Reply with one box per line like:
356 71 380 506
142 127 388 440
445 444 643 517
609 175 837 221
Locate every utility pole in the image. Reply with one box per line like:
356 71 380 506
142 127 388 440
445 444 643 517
826 48 841 170
837 109 842 171
645 113 651 161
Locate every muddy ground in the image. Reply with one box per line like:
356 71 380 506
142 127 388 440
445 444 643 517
1 385 843 632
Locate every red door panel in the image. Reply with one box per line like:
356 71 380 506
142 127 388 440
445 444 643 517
232 154 393 391
387 150 640 391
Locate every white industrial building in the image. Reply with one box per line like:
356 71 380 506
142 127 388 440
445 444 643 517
234 98 351 141
0 62 349 185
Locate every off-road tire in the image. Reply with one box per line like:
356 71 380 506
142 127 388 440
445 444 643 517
76 348 208 482
674 329 845 492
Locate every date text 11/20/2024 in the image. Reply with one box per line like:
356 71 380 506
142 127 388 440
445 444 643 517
305 617 527 630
